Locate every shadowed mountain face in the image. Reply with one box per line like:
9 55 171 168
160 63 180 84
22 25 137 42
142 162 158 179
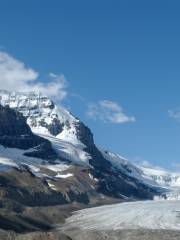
0 105 57 160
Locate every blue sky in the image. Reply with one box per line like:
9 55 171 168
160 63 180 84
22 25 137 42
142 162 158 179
0 0 180 170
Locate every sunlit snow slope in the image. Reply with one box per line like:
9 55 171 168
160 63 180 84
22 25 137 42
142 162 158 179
100 148 180 191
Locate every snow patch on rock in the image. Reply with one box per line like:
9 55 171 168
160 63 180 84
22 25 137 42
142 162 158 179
55 173 74 179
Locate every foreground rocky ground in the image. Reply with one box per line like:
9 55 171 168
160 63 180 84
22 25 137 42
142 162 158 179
0 229 180 240
64 229 180 240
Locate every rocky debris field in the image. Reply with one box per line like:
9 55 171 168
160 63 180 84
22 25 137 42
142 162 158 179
0 229 180 240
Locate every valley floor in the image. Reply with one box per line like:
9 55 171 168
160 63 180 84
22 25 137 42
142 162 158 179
1 229 180 240
63 229 180 240
63 200 180 231
1 201 180 239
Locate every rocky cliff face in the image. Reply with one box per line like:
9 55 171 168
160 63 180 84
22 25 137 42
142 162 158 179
0 105 57 160
0 91 94 146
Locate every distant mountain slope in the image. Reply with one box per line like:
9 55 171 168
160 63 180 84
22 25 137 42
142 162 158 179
100 148 180 190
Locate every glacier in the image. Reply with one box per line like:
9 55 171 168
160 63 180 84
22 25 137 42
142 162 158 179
64 200 180 230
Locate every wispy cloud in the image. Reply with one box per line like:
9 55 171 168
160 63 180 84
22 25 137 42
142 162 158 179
133 157 165 170
168 109 180 122
87 100 135 124
0 51 68 101
40 72 68 101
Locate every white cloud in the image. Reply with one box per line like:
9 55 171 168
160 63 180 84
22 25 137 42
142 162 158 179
0 51 68 101
139 160 153 168
168 109 180 122
133 157 165 170
25 72 68 101
87 100 135 124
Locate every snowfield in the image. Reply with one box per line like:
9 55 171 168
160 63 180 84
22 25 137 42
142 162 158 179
0 145 72 178
40 134 91 165
64 201 180 231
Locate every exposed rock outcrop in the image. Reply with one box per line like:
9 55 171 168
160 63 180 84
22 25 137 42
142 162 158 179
0 105 57 160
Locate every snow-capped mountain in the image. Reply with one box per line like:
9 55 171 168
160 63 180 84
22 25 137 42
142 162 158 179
0 90 179 201
0 90 93 164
